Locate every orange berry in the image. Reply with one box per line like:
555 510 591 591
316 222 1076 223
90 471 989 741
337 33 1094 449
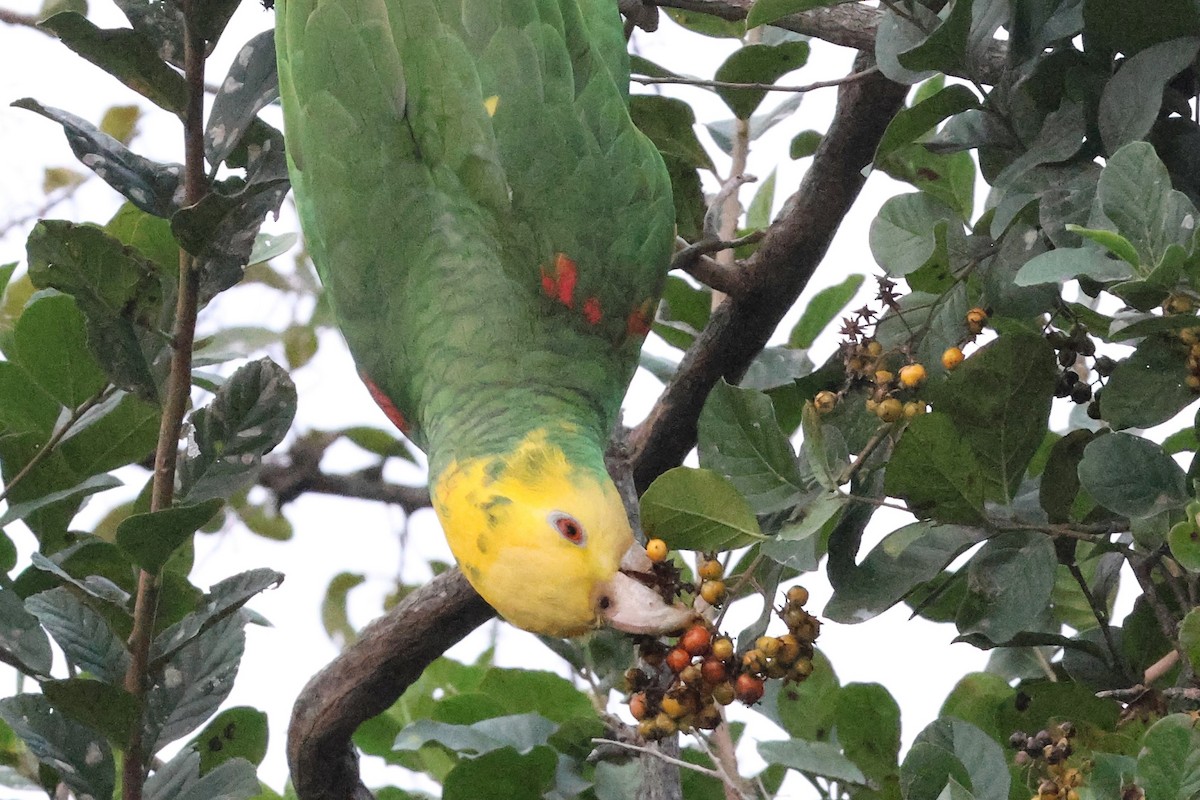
710 636 734 662
646 538 668 563
814 390 837 413
661 695 686 719
680 625 712 657
665 647 691 673
735 674 765 705
629 692 650 721
786 586 809 606
700 658 727 684
874 369 894 385
942 346 965 370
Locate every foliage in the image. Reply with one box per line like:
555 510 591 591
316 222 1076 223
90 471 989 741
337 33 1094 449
5 0 1200 799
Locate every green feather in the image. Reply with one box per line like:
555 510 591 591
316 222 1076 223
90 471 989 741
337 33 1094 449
276 0 674 476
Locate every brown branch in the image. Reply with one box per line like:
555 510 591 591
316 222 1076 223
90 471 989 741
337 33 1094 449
645 1 1007 85
288 569 495 800
632 65 880 94
0 6 38 27
629 55 909 491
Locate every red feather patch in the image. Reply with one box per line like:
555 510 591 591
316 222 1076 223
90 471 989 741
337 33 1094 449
583 296 602 325
360 372 411 434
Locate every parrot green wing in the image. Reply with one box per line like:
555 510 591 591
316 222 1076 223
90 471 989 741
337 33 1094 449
276 0 674 469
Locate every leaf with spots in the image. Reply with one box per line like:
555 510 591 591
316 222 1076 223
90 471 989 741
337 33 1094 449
177 358 297 505
171 126 289 300
0 586 52 678
110 0 185 67
146 613 245 751
151 567 283 666
191 706 268 773
14 99 182 217
0 693 114 800
206 30 280 168
26 587 129 684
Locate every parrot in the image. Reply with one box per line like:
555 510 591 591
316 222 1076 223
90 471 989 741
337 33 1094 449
274 0 696 636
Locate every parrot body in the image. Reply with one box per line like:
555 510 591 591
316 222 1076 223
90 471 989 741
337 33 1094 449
275 0 691 635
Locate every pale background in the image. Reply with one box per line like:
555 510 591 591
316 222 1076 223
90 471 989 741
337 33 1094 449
0 3 1122 797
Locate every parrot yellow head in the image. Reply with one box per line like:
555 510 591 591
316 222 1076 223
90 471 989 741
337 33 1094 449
431 431 695 637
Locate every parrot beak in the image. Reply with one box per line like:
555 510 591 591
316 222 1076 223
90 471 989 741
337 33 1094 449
599 570 696 635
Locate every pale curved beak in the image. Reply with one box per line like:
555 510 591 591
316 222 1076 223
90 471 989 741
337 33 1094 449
599 571 696 635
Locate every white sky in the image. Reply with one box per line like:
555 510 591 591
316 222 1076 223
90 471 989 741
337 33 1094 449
0 4 1048 798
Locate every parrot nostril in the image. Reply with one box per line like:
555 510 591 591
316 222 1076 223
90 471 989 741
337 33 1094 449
598 595 612 610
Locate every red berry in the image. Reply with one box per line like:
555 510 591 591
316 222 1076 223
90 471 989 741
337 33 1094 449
680 625 712 657
665 647 691 673
735 674 765 705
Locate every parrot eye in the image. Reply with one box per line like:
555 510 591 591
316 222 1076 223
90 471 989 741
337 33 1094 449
550 512 586 545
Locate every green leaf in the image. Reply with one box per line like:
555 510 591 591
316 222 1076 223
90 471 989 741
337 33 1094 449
932 333 1057 499
0 360 62 437
339 426 416 460
884 413 988 524
1064 225 1141 266
178 358 297 504
758 491 844 571
876 3 941 84
0 587 52 677
1078 433 1188 518
1168 518 1200 571
1137 714 1200 800
937 672 1013 744
746 169 777 229
759 648 838 741
1181 608 1200 674
25 587 129 683
25 219 168 401
393 713 556 756
714 42 810 119
146 614 245 750
746 0 852 27
900 742 971 800
12 293 106 408
628 95 715 172
895 0 972 75
640 467 764 550
1039 429 1096 523
663 9 744 38
1102 337 1193 430
1013 247 1136 286
0 694 113 800
789 129 822 159
788 274 865 349
191 707 268 773
145 748 261 800
955 532 1057 644
151 568 283 666
869 193 959 276
321 572 364 647
876 84 980 164
1099 37 1200 152
697 380 805 513
824 521 985 624
1099 141 1198 266
0 473 121 529
757 739 867 785
441 745 557 800
475 668 594 724
115 499 223 574
1083 0 1200 55
910 718 1009 800
206 30 279 168
41 678 139 742
105 202 181 271
835 683 900 786
33 14 187 115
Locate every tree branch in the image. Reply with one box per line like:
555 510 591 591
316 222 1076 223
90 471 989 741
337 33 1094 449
629 55 909 491
288 570 495 800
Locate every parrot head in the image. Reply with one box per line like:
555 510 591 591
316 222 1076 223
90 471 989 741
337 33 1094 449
431 431 695 637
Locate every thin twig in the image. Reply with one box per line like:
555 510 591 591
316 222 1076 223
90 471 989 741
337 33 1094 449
1096 684 1200 702
1066 562 1122 670
592 738 725 780
670 232 765 296
1144 650 1180 685
632 66 880 95
0 387 114 505
1130 555 1190 672
836 424 890 485
121 1 207 795
0 6 37 27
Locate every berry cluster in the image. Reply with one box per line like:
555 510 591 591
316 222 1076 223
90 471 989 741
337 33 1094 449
627 550 820 741
1044 325 1106 415
1009 722 1082 800
1179 324 1200 392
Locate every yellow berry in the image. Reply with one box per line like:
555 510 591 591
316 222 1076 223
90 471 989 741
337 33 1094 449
1165 293 1195 314
877 397 903 422
1181 327 1200 345
661 695 686 719
646 538 668 563
813 390 837 414
942 346 965 370
710 637 734 661
700 579 726 605
777 634 802 664
866 341 883 357
865 398 879 413
756 636 781 658
637 719 656 738
697 557 723 581
654 712 677 735
1188 374 1200 391
786 586 809 606
903 400 926 418
966 307 988 325
874 369 894 385
711 681 735 705
899 363 927 388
